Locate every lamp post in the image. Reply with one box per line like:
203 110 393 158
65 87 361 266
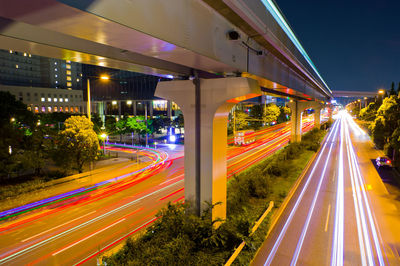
87 74 110 121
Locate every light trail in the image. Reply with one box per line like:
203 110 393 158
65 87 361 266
1 117 320 265
345 113 385 265
331 115 344 266
290 119 338 264
264 119 340 265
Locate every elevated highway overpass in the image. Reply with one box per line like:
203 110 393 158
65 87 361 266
0 0 332 220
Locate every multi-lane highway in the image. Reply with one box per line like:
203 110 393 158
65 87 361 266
0 117 316 265
253 111 400 265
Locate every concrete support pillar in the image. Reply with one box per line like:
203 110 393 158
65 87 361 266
314 108 321 129
156 77 260 222
149 101 153 118
133 100 137 116
288 101 323 142
118 101 121 117
288 101 303 143
167 100 172 118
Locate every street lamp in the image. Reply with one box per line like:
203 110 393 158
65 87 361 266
87 74 110 121
100 133 107 154
378 89 385 95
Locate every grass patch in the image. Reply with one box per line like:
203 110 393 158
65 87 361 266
103 128 328 265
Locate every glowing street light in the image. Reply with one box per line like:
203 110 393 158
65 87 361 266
100 75 110 80
378 89 385 95
100 133 107 154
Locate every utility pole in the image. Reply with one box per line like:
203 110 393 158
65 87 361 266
87 79 91 121
145 102 148 147
233 108 236 136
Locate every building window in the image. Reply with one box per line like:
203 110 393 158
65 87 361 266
66 64 71 70
34 106 39 113
48 106 52 112
66 70 71 75
54 106 58 112
55 74 58 78
65 107 69 112
59 106 63 112
48 98 52 102
41 97 45 102
41 106 46 113
66 76 72 81
67 82 72 87
54 98 58 102
65 98 69 102
75 107 79 112
66 60 71 63
55 68 58 72
15 65 19 69
59 98 63 102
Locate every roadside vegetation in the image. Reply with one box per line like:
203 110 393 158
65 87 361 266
351 81 400 167
103 127 328 265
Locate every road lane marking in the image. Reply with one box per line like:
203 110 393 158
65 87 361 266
52 218 126 256
324 204 331 232
0 179 183 264
21 211 96 243
291 121 339 265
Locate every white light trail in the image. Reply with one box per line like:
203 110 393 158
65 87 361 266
331 115 345 266
291 119 340 264
264 119 340 265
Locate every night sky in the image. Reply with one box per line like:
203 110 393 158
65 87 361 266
276 0 400 92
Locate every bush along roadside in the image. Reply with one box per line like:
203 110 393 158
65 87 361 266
102 127 328 265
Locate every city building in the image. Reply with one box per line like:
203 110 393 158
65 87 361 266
0 85 85 114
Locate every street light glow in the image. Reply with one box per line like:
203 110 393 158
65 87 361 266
378 89 385 95
100 75 110 80
127 100 132 105
100 133 107 139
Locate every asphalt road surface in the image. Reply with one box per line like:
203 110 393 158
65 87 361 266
253 111 400 265
0 117 316 265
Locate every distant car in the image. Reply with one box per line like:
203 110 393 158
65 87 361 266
376 156 393 169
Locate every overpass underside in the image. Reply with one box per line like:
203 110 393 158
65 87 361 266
0 0 332 220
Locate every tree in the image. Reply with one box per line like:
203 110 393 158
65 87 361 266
370 116 386 149
390 82 397 96
115 117 128 142
20 125 54 176
91 113 103 133
172 114 184 134
264 103 281 124
359 102 378 121
126 116 149 143
277 106 291 123
235 110 249 130
56 116 99 173
249 105 264 130
0 92 35 179
398 82 400 96
105 116 117 135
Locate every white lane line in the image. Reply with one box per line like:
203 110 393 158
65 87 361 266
52 218 125 256
324 204 331 232
291 122 339 265
0 179 183 264
21 211 96 243
159 174 183 186
263 119 340 265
